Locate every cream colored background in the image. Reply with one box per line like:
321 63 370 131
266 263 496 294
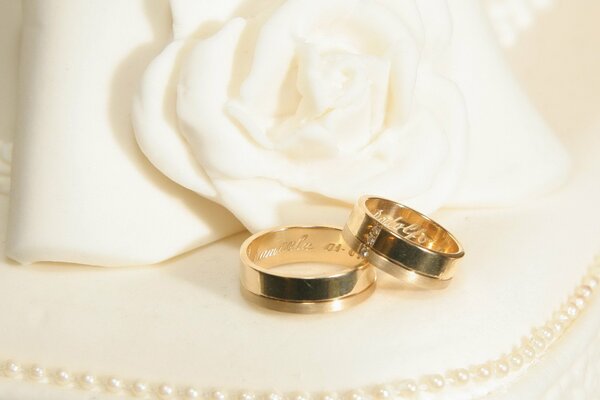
0 1 599 399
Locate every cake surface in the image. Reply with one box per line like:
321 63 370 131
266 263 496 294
1 1 600 399
0 126 600 399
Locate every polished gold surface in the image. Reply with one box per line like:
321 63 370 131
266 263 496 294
343 196 464 289
240 226 377 313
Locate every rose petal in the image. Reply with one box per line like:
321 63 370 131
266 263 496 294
133 40 218 198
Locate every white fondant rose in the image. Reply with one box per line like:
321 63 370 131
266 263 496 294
133 0 467 230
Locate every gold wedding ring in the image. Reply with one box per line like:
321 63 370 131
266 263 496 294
342 196 464 289
240 226 376 313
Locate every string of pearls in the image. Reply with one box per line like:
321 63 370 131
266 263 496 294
2 257 599 400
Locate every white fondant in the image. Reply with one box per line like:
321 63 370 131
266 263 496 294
485 0 557 47
446 0 569 207
0 0 19 145
134 0 568 235
0 123 599 399
5 0 243 266
134 0 469 232
1 1 599 399
0 141 11 194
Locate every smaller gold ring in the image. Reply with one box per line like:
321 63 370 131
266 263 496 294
343 196 464 289
240 226 377 313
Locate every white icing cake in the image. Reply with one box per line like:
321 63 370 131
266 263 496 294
1 1 600 399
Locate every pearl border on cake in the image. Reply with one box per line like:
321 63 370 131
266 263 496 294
1 256 599 400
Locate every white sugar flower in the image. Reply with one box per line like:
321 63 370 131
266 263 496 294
133 0 467 230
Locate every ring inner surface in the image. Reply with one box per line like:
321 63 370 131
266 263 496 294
246 227 366 275
244 227 370 301
364 198 460 254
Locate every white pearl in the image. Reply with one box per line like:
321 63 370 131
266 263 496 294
553 310 571 324
394 379 418 396
549 319 565 335
54 370 72 386
564 302 579 318
576 285 593 299
29 365 46 381
2 360 22 378
213 390 228 400
536 327 555 342
470 363 492 381
419 374 445 391
371 385 392 399
267 392 284 400
446 368 470 385
184 387 200 399
508 351 524 370
528 335 546 352
290 392 311 400
131 381 149 397
492 358 510 377
106 377 123 392
79 373 97 390
573 295 586 309
583 276 599 289
241 392 256 400
344 390 368 400
520 343 536 361
158 384 175 398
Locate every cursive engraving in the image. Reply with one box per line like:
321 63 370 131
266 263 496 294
257 235 314 261
372 209 430 245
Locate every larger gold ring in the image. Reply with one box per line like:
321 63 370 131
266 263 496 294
240 226 377 313
342 196 464 289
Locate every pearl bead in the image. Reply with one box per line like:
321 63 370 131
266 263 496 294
492 358 510 377
576 285 593 299
290 392 311 400
573 295 586 309
446 368 470 385
29 365 46 381
213 390 228 400
2 360 22 378
54 370 72 386
554 310 571 324
419 374 445 391
184 387 200 399
393 379 418 396
78 373 97 390
131 381 149 397
371 385 392 399
344 390 369 400
106 377 123 392
528 335 546 352
583 276 598 289
564 302 579 318
470 363 492 381
157 384 175 398
536 327 555 342
549 319 565 335
316 392 337 400
508 351 524 370
241 392 256 400
520 343 536 361
267 392 284 400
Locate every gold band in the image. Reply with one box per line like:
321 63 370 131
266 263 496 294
343 196 464 289
240 226 377 313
